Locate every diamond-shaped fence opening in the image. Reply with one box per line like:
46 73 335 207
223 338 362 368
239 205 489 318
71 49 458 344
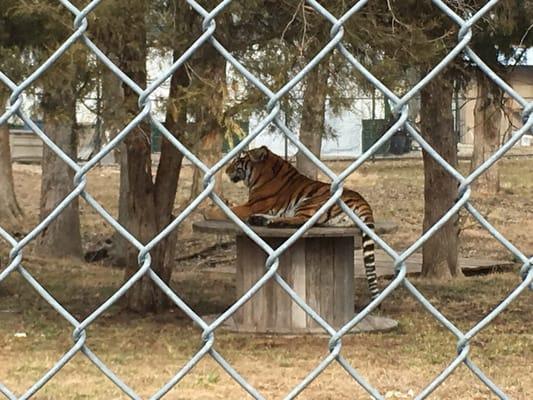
1 0 532 399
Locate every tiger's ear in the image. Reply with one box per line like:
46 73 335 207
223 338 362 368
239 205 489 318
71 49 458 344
248 146 269 162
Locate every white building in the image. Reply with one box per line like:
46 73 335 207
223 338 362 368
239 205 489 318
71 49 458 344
10 48 533 162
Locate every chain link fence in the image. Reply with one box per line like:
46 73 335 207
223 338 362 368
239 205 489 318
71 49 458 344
1 0 532 399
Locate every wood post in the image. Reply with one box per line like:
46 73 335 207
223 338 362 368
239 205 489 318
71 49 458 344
234 235 355 333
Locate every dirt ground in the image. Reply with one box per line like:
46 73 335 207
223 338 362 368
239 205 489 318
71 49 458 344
0 156 532 399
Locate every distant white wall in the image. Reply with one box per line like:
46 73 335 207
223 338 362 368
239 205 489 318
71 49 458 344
250 97 385 159
12 46 531 160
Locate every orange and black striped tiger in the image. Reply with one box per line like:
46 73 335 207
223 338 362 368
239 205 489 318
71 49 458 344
212 145 379 300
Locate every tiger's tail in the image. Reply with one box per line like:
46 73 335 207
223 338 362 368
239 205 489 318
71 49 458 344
346 198 379 302
361 221 379 301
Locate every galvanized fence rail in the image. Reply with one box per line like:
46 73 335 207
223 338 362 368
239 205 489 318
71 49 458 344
1 0 532 399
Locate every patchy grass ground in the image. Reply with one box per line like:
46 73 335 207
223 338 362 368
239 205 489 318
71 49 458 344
0 156 532 399
6 155 533 261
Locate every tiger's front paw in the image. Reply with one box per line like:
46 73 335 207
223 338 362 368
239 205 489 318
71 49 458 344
248 214 270 226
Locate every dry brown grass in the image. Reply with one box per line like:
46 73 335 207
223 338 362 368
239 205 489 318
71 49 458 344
0 156 532 399
0 261 531 399
8 156 533 261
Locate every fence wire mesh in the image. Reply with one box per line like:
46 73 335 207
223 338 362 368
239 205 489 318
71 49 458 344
1 0 532 399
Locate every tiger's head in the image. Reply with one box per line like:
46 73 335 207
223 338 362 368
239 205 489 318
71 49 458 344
226 146 272 186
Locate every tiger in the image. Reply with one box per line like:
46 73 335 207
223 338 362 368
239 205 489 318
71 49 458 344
208 145 379 301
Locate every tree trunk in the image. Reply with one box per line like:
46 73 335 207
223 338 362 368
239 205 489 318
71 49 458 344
108 147 131 265
121 72 187 312
100 58 131 265
121 128 164 310
34 77 82 258
189 129 224 201
118 3 160 311
420 74 460 280
296 63 328 180
118 4 189 311
101 54 126 162
470 72 502 193
0 91 23 230
188 50 227 201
